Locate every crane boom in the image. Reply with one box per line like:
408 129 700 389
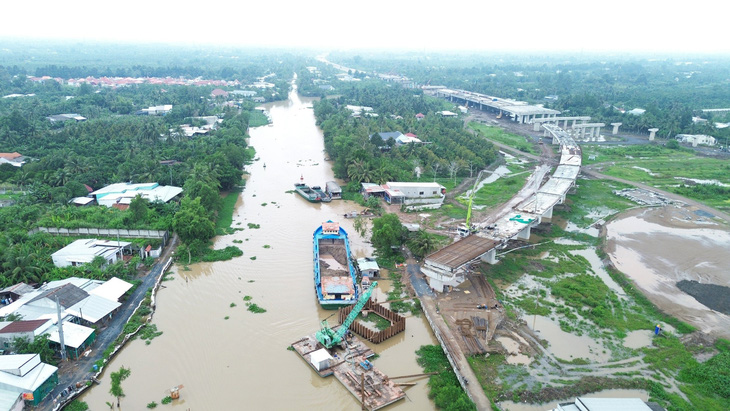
461 170 487 236
316 281 378 349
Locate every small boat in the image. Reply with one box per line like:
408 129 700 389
295 182 321 202
312 186 331 202
313 221 358 308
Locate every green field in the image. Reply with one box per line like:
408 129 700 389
469 122 539 154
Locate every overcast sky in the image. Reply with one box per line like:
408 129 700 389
1 0 728 54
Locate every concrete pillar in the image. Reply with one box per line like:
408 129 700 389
580 127 586 139
543 206 553 219
611 123 622 135
648 128 658 141
517 225 531 240
481 248 498 265
534 121 541 132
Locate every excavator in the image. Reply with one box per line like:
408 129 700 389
316 281 378 349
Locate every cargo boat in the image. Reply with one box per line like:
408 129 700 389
312 186 331 202
295 182 321 202
313 221 358 308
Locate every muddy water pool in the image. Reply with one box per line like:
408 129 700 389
81 85 437 410
606 207 730 339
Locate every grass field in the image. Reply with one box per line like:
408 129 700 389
469 121 539 154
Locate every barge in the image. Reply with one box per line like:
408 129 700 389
313 221 358 308
295 182 321 202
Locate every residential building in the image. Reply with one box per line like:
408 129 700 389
0 320 53 352
0 153 25 168
395 133 422 145
210 88 229 98
676 134 716 147
46 113 86 123
627 108 646 116
415 113 425 120
0 354 58 406
439 110 457 117
362 182 446 210
90 182 182 208
357 258 380 278
51 239 131 268
136 105 172 116
45 321 96 359
325 181 342 200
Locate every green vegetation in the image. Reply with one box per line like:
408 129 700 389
138 324 163 345
248 110 270 127
469 122 538 154
216 189 242 235
147 401 158 408
65 400 89 411
247 303 267 314
161 396 172 405
359 312 391 330
313 82 498 187
416 345 476 411
109 366 131 406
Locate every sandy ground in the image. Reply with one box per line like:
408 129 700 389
605 205 730 339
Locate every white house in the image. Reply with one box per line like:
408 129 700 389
51 239 131 268
90 182 182 208
676 134 716 147
382 182 446 210
0 354 58 406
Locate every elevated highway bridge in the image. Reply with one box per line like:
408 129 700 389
422 124 581 291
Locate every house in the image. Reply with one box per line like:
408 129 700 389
90 182 183 208
370 131 403 145
45 321 96 359
439 110 457 117
69 197 95 207
0 277 131 329
0 153 25 168
46 113 86 123
211 88 229 98
627 108 645 116
51 239 131 268
361 183 386 199
357 258 380 278
0 283 34 305
318 84 335 91
346 105 374 117
676 134 716 147
0 354 58 406
383 182 446 210
0 320 54 351
252 96 266 103
415 113 425 120
396 133 422 145
230 90 257 97
136 105 173 116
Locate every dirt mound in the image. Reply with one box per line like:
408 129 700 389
676 280 730 315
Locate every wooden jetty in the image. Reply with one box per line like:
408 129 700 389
291 330 406 410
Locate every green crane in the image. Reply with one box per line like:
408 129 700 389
316 281 378 349
459 170 488 237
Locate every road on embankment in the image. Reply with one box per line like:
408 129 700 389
42 235 179 411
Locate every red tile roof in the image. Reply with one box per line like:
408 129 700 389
0 319 51 334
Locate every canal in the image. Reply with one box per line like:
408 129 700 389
81 82 438 410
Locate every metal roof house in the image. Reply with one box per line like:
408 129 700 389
325 181 342 200
51 239 131 268
0 354 58 406
90 182 182 208
356 258 380 278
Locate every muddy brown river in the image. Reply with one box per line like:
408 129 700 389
81 84 438 410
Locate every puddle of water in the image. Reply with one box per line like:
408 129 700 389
498 388 649 411
623 330 653 349
606 207 730 339
80 84 437 411
526 315 611 363
496 336 532 365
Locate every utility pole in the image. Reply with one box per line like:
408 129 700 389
56 296 67 361
532 282 540 331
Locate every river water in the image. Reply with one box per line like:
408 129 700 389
81 84 437 410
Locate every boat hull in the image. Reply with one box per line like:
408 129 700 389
313 222 359 308
295 183 321 202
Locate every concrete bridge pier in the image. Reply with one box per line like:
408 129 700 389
611 122 622 135
481 248 498 265
542 206 553 219
648 128 659 141
517 225 531 240
534 122 541 132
